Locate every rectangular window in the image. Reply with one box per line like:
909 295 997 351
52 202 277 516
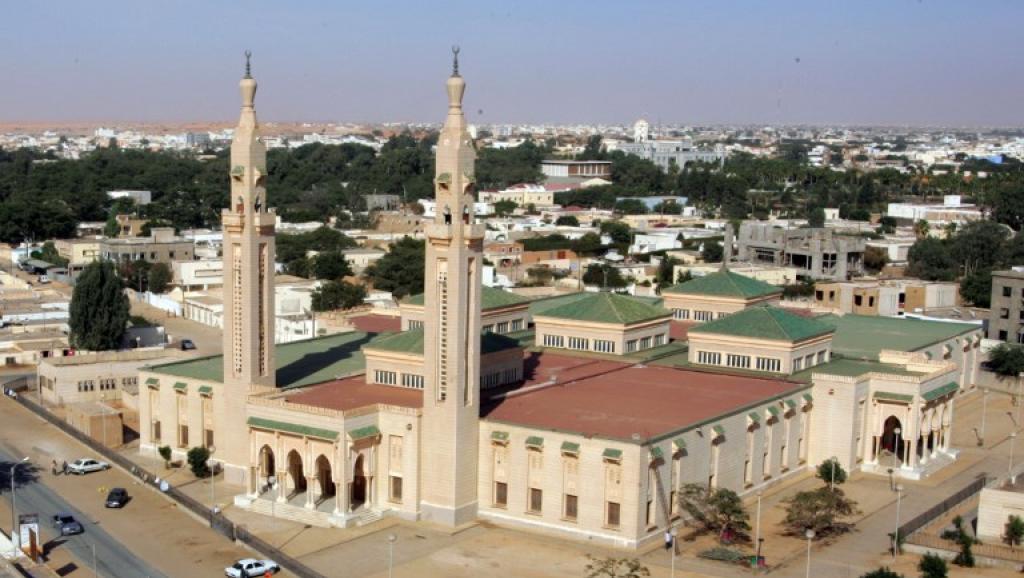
409 320 423 330
480 372 501 388
494 482 508 507
594 339 615 353
564 494 578 521
606 501 620 528
817 351 827 364
542 334 564 348
496 321 510 334
1005 286 1013 297
568 337 589 350
482 325 494 334
673 309 690 320
640 336 653 350
854 295 863 306
793 357 803 371
528 488 543 513
726 354 751 369
205 429 214 448
654 334 665 347
178 424 188 448
697 351 722 365
756 357 781 372
152 420 161 442
374 370 397 385
1002 308 1011 319
694 310 714 321
389 476 403 503
626 340 638 353
511 319 524 331
400 373 424 389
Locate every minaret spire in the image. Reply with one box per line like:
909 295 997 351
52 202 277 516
451 45 460 77
244 49 252 79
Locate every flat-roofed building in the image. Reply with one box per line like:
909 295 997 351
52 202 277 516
101 227 194 265
540 160 612 179
989 269 1024 343
532 292 670 356
36 349 171 406
813 279 959 317
661 269 782 322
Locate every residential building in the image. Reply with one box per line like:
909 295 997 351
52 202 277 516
813 280 959 317
736 222 866 281
540 160 612 179
101 227 194 265
988 269 1024 342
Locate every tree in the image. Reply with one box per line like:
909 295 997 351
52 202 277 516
959 270 991 307
860 569 903 578
863 246 889 273
657 257 679 285
701 240 724 263
987 343 1024 379
158 445 172 468
147 262 172 293
32 241 69 267
187 446 211 478
676 269 693 284
677 483 751 543
583 264 627 289
953 221 1011 277
808 207 826 228
583 556 649 578
313 251 353 281
906 238 956 281
945 515 975 567
782 487 860 538
600 221 632 245
878 216 898 235
311 280 366 312
918 552 947 578
1005 515 1024 548
816 458 848 487
555 215 579 227
364 237 425 298
493 199 517 216
571 232 604 255
614 199 648 215
118 259 152 292
69 261 129 351
913 219 930 240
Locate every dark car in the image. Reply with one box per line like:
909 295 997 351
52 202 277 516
105 487 129 508
52 513 83 536
180 339 196 351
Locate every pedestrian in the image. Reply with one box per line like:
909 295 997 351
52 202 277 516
664 529 673 550
51 460 57 476
61 460 68 475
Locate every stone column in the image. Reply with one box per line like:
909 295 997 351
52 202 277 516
305 475 316 509
276 469 287 503
248 465 258 496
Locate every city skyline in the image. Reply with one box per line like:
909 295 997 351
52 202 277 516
1 0 1022 127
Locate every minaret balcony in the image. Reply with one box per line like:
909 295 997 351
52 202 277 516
426 223 485 241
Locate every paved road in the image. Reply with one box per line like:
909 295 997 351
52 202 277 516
0 447 166 578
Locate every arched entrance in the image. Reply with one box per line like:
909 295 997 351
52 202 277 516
351 454 367 510
881 416 905 464
315 455 335 504
258 445 275 494
287 450 306 496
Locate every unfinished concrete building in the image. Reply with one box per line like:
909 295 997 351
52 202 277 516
736 222 865 281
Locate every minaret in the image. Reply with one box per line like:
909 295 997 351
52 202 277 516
218 52 276 482
419 47 484 526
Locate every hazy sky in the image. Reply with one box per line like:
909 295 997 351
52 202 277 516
1 0 1021 126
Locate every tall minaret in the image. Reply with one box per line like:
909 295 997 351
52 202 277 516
218 52 276 481
419 47 484 527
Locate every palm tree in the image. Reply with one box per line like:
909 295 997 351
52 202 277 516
914 219 930 240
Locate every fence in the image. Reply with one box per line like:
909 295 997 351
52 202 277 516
899 475 990 538
12 395 326 578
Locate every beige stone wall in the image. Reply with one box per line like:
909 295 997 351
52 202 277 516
478 389 811 549
37 352 164 405
534 316 670 357
661 293 780 323
978 488 1024 541
687 333 833 374
401 303 528 335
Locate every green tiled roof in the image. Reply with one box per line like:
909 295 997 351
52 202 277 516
747 412 761 423
403 286 530 311
530 292 664 318
603 448 623 460
198 385 213 395
247 417 339 440
673 438 686 451
797 357 924 379
173 382 187 392
689 306 834 343
349 425 381 440
149 332 372 389
663 270 781 299
712 425 726 436
491 431 509 442
803 393 813 403
561 441 580 455
365 329 520 356
144 377 159 385
533 292 670 325
874 391 914 403
767 406 781 417
922 381 959 402
784 399 797 409
818 314 979 361
650 446 664 460
525 436 544 448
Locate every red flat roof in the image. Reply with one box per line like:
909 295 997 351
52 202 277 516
483 352 802 442
670 320 697 341
347 314 402 334
283 375 423 412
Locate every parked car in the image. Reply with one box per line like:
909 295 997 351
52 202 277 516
66 458 110 475
224 559 279 578
105 487 129 508
180 339 196 351
52 513 83 536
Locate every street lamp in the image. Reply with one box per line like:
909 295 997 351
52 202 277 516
754 490 763 565
980 388 989 446
9 457 29 556
1010 432 1018 485
387 533 397 578
206 455 217 511
804 528 815 578
669 525 677 578
829 457 838 491
893 484 904 560
893 427 902 470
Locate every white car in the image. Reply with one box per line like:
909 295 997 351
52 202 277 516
67 458 110 475
225 559 279 577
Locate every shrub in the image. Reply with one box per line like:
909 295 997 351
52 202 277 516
158 445 172 468
697 547 746 564
187 446 211 478
918 552 947 578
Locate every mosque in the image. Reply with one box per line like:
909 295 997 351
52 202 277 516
138 52 983 548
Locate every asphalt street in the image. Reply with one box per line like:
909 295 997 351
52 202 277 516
0 447 167 578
